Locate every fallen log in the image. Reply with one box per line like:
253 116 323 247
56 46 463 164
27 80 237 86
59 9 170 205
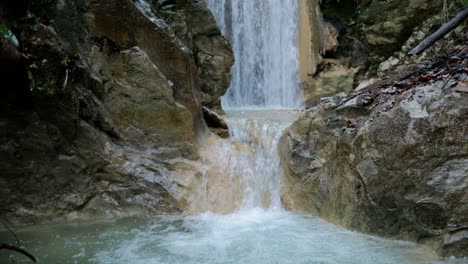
0 243 37 262
408 7 468 55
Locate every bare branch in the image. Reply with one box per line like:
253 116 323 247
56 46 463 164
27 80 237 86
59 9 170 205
408 7 468 56
0 244 37 263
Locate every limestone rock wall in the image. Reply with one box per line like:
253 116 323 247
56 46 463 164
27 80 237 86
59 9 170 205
161 0 234 113
280 79 468 256
300 0 346 106
289 0 468 257
0 0 232 224
300 0 466 105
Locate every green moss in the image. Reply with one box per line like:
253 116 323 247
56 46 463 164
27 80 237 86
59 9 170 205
360 0 406 19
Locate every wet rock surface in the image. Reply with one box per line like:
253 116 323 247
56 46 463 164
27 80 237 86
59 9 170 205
202 106 229 138
280 62 468 256
0 0 232 224
302 0 466 105
162 0 234 112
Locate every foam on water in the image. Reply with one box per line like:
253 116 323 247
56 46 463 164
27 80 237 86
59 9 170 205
1 210 463 264
1 2 464 263
189 110 298 213
205 0 302 109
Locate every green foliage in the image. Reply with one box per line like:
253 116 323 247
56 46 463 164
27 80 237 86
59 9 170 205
27 60 57 96
155 0 178 14
321 0 360 21
441 0 467 22
62 56 70 67
359 0 405 19
0 24 19 47
154 0 195 15
28 72 56 96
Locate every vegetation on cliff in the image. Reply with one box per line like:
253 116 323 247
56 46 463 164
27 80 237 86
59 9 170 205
284 0 467 257
0 0 233 225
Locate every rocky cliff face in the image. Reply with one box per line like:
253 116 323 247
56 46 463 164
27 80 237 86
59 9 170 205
301 0 466 105
0 0 232 224
300 0 345 107
280 50 468 256
283 0 468 257
161 0 234 113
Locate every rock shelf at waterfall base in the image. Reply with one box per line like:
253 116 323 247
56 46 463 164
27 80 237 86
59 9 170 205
279 44 468 257
2 111 464 263
1 0 467 262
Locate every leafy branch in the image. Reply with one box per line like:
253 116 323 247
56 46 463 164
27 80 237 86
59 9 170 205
154 0 177 14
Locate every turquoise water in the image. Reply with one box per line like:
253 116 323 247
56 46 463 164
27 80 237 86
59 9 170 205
1 113 464 264
1 209 464 264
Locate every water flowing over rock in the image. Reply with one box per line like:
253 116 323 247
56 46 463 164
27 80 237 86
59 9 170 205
1 0 467 261
206 0 302 109
189 111 299 214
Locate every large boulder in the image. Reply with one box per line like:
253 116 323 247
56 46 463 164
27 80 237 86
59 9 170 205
301 0 466 112
161 0 234 112
280 80 468 256
89 46 195 151
0 0 232 224
320 0 448 66
302 59 356 107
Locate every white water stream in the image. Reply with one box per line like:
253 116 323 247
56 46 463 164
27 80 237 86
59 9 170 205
2 210 461 264
188 110 298 213
2 109 456 263
206 0 302 109
0 1 463 263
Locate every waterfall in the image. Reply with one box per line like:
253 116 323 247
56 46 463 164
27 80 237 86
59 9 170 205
194 0 304 212
131 0 302 214
206 0 302 110
226 111 300 209
192 111 298 213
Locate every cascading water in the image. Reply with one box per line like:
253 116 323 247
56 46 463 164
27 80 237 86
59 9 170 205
0 2 460 263
206 0 302 109
225 112 289 210
191 0 303 213
131 0 297 217
189 111 298 214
